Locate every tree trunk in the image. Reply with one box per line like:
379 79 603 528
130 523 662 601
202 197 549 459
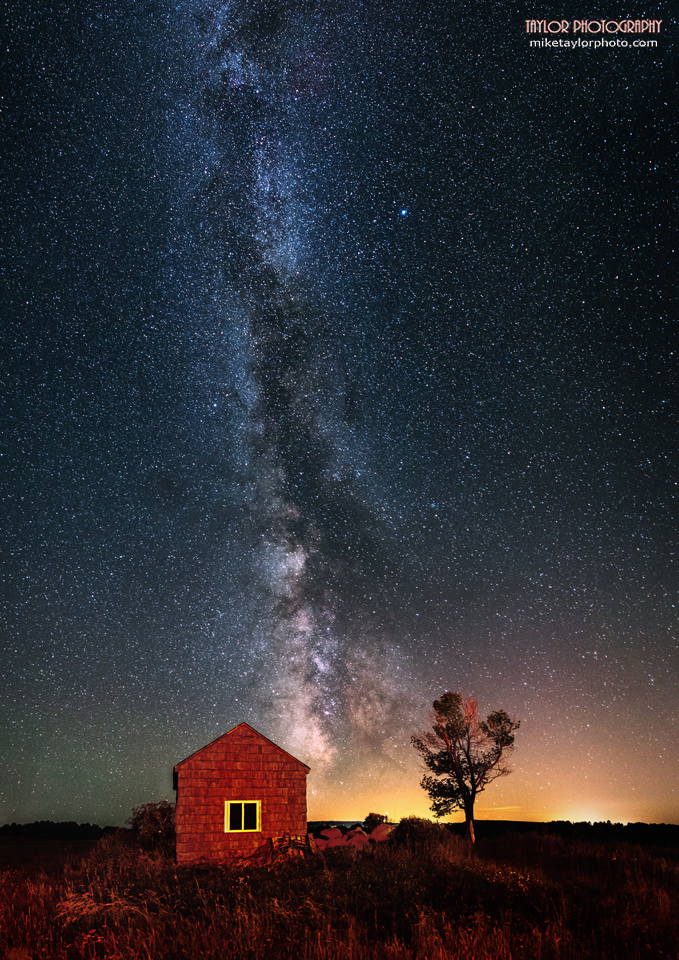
464 798 476 844
466 816 476 845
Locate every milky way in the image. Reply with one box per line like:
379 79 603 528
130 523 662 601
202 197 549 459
174 0 423 778
1 0 677 825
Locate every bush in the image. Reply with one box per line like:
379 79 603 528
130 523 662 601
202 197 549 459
363 812 388 830
127 801 175 856
391 816 448 847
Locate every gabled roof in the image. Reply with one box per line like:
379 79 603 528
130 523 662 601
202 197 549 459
173 722 311 773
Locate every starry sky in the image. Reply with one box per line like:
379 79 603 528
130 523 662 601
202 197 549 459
1 0 677 828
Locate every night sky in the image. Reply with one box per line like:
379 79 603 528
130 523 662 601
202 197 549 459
1 1 677 828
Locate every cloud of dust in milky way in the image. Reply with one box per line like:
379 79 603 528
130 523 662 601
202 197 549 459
179 0 416 770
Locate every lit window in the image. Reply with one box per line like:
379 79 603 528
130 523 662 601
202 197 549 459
225 800 261 832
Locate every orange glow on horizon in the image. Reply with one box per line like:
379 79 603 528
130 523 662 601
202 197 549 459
307 776 566 824
305 765 677 826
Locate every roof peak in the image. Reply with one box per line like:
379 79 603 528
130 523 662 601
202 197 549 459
174 722 311 772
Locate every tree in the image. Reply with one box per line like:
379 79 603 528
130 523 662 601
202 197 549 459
412 692 520 844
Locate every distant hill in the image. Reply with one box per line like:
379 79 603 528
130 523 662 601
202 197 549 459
445 820 679 847
4 818 678 848
309 819 679 847
0 821 110 841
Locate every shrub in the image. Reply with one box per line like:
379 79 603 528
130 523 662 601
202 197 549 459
363 812 388 830
127 801 175 856
391 815 447 847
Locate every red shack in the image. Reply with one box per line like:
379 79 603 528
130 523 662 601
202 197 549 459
173 722 310 863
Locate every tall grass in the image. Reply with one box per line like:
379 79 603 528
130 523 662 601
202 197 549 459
1 828 677 959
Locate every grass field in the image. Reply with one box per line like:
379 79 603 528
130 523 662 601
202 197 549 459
1 825 677 959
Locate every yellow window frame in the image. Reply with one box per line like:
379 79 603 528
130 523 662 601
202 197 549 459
224 799 261 833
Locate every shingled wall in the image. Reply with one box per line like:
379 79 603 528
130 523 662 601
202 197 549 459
174 723 309 863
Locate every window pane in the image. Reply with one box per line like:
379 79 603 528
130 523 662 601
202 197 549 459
243 802 257 831
229 803 242 831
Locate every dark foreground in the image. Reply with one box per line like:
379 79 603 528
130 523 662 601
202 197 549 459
1 826 677 959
